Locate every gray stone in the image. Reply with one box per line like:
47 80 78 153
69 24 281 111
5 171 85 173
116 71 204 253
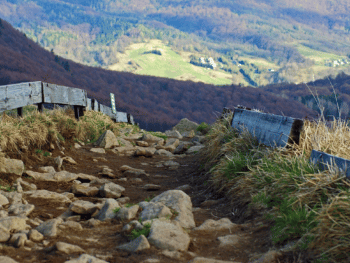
187 145 205 154
120 165 146 174
63 156 77 165
117 197 130 205
71 184 99 197
55 241 85 254
64 254 108 263
0 194 9 206
0 211 8 218
143 184 161 191
165 138 180 148
0 157 24 175
0 256 19 263
165 130 183 139
59 221 83 231
140 134 164 145
117 235 150 252
174 144 190 154
147 219 190 251
172 118 199 133
163 160 180 169
28 229 44 242
54 156 63 171
95 199 120 221
136 141 148 147
0 228 10 242
69 200 99 215
8 204 35 216
194 218 237 232
154 149 174 157
90 148 106 154
151 190 195 229
9 233 27 248
134 147 156 157
0 191 22 205
139 202 172 221
182 130 195 138
0 217 28 231
16 178 37 191
189 258 240 263
93 130 119 149
36 218 63 237
115 205 139 221
162 250 183 259
217 234 241 246
99 183 125 198
130 178 143 184
38 166 56 174
74 143 81 149
24 190 71 204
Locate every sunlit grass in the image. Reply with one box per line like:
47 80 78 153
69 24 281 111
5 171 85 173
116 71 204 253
200 113 350 262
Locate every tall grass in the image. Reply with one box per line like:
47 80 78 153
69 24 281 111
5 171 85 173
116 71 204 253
0 105 139 153
200 113 350 262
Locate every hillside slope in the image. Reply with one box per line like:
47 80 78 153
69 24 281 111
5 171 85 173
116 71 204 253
1 0 350 85
0 18 318 131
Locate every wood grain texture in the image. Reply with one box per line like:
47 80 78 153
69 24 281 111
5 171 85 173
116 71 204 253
117 112 128 123
86 98 92 111
0 81 42 112
310 150 350 179
42 82 86 106
232 108 302 148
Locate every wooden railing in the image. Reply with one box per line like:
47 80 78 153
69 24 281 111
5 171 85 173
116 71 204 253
0 81 134 124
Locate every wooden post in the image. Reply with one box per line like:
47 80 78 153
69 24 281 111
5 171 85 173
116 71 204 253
37 103 43 113
74 105 80 120
17 107 23 117
78 106 84 118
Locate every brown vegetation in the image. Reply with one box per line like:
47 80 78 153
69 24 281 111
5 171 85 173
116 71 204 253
0 18 319 131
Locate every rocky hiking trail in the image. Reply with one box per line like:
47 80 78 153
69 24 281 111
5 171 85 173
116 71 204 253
0 128 277 263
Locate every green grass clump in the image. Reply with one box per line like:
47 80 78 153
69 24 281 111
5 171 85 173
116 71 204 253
196 122 210 134
147 131 167 140
113 207 121 213
128 223 152 240
199 115 350 262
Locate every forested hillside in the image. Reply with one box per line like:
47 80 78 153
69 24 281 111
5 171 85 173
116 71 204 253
0 18 318 131
1 0 350 86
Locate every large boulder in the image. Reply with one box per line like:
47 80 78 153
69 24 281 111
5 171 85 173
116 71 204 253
0 217 28 232
138 202 172 221
165 130 183 139
172 118 199 133
147 219 190 251
36 218 63 237
140 134 164 145
0 157 24 175
24 190 71 204
117 235 150 252
99 183 125 198
94 199 120 221
93 130 119 149
151 190 195 229
69 200 100 215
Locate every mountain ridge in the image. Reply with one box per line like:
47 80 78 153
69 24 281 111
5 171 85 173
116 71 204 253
0 18 320 131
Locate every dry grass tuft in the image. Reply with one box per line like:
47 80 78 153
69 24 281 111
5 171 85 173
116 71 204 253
200 113 350 263
0 105 139 155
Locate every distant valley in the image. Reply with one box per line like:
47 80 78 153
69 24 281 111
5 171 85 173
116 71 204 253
2 0 350 86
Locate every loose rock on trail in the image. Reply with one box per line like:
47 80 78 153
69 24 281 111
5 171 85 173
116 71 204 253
0 127 277 263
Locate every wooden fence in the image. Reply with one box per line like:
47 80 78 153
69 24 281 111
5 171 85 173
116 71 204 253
223 106 350 179
0 81 134 125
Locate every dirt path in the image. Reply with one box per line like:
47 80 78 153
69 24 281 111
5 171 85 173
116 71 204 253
0 137 276 263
